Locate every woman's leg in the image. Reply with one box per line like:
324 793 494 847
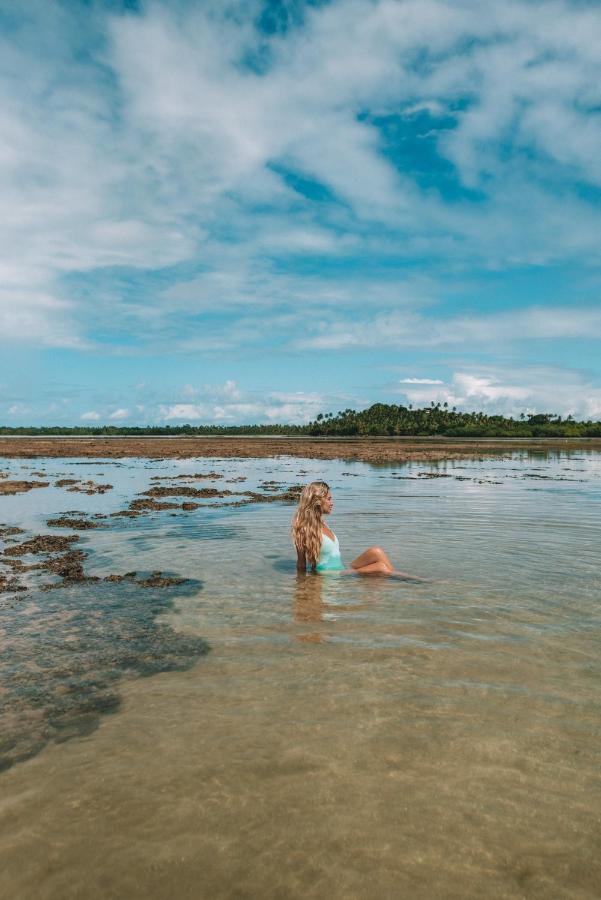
351 560 392 575
350 546 394 573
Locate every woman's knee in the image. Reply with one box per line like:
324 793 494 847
369 545 386 558
370 547 393 571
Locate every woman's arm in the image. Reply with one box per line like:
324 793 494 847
296 547 307 572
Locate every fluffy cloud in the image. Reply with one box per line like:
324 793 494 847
4 380 334 426
7 403 29 416
394 368 601 419
1 0 601 353
159 382 327 424
5 372 601 424
297 304 601 350
159 404 210 422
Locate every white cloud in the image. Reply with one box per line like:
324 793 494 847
109 408 129 420
394 367 601 419
2 0 601 351
158 381 328 424
160 267 435 321
297 304 601 350
263 391 329 422
7 368 601 425
159 403 208 421
0 287 89 349
400 378 444 384
207 379 243 401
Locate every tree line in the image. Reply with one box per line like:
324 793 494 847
2 402 600 437
305 403 601 437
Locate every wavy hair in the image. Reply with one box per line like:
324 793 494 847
291 480 330 568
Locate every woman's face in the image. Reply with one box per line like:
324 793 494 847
322 490 334 514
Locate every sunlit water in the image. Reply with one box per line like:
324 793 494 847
1 451 600 899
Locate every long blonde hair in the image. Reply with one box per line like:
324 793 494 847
291 480 330 567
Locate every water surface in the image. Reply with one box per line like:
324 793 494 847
1 451 600 898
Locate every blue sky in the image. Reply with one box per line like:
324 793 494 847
2 0 601 425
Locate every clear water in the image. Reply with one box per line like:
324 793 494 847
1 451 600 899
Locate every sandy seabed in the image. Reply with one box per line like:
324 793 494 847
2 444 601 898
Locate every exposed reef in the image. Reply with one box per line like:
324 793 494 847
3 435 600 464
0 480 49 495
57 479 114 495
0 525 25 538
0 573 27 593
103 481 303 519
149 471 223 480
4 534 80 556
46 516 107 530
143 486 237 499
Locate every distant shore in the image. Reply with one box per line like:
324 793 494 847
2 435 601 463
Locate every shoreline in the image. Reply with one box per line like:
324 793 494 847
2 435 600 463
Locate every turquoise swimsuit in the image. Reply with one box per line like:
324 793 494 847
315 530 345 573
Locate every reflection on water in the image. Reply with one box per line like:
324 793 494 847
1 450 601 898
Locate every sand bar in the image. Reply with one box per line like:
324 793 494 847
1 435 601 463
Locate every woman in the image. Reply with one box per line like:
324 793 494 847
291 480 419 577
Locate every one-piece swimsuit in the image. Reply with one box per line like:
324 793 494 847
315 530 345 573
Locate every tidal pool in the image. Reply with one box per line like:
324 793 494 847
1 450 600 898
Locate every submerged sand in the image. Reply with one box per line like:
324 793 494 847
2 449 600 897
2 435 600 463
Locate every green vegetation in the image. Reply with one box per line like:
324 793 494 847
2 403 601 437
305 403 601 437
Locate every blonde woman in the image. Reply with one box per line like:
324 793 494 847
291 480 420 577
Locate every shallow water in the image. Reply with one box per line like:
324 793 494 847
1 451 600 898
